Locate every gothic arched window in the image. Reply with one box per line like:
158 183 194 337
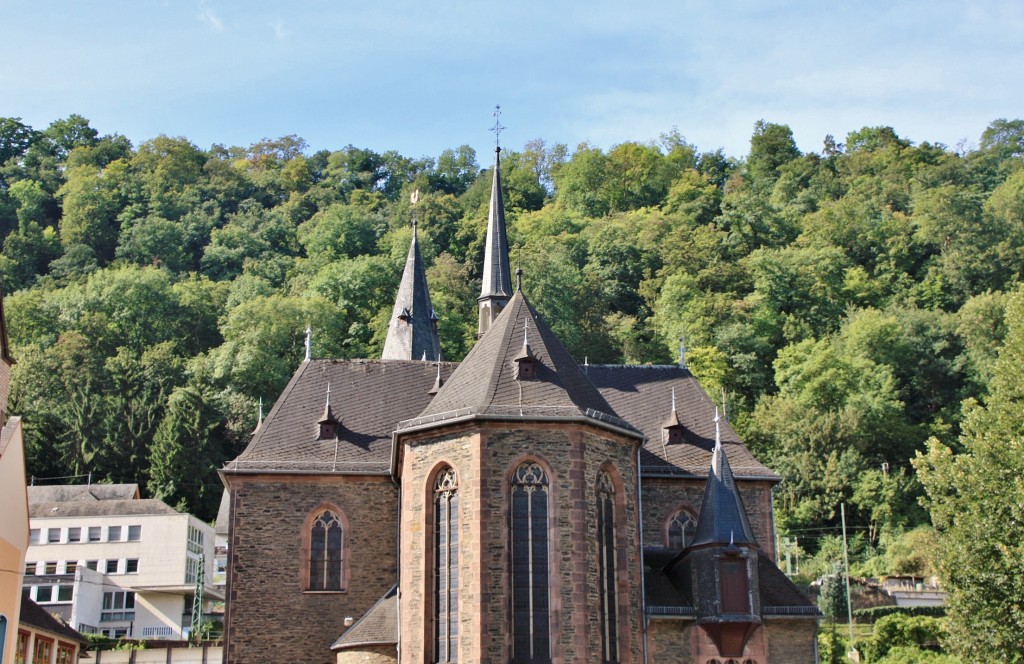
434 466 459 663
597 470 619 664
511 462 550 663
307 508 344 591
666 508 697 549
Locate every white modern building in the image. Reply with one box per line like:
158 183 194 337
23 484 222 640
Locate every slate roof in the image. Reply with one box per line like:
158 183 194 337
588 365 778 480
689 421 757 548
480 147 512 301
331 585 398 650
380 223 442 362
400 291 639 437
643 549 818 617
30 498 180 519
224 359 458 475
28 484 141 504
20 597 89 644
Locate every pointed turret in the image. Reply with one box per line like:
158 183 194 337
478 147 513 337
690 409 757 549
381 216 442 361
663 388 684 445
680 409 761 658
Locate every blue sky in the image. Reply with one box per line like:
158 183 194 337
2 0 1022 161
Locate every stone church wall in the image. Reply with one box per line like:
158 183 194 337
766 618 819 663
224 475 398 664
398 421 643 663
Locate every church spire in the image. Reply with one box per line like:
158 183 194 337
478 107 512 337
382 192 442 361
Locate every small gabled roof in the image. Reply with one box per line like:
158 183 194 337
331 585 398 650
401 291 638 437
689 414 757 549
20 597 89 644
381 222 441 361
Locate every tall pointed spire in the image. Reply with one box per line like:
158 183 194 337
478 107 513 338
382 192 442 361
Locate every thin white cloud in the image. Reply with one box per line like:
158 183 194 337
197 1 224 32
271 20 290 41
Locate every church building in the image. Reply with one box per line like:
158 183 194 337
220 146 819 663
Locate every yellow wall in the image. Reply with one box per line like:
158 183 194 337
0 417 27 664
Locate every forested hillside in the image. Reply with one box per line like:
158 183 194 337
2 115 1023 656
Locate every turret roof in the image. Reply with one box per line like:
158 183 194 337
689 412 758 548
400 290 638 437
479 147 512 302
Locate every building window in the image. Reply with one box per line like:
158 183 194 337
32 635 53 664
16 630 29 664
67 527 82 543
719 558 750 614
187 525 203 555
65 561 78 575
57 585 74 603
128 525 142 541
666 509 697 549
186 557 201 584
88 527 101 542
308 509 344 591
85 560 98 571
108 526 122 542
596 470 619 664
55 642 76 664
48 528 62 544
29 529 40 545
433 466 459 663
511 462 550 663
105 559 119 574
24 562 36 575
126 558 139 574
44 562 57 574
34 586 54 603
101 591 136 622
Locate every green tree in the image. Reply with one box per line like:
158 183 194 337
915 287 1024 661
148 385 224 520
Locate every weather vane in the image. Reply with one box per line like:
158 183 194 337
490 104 505 149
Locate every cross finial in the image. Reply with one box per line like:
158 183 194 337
304 326 312 361
671 387 677 412
326 382 332 407
410 189 420 231
490 104 505 149
523 317 530 347
258 397 264 426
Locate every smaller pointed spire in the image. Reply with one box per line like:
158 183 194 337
663 387 684 441
478 113 513 337
304 326 312 361
690 408 756 549
252 397 264 436
513 315 538 380
428 354 444 396
381 205 442 361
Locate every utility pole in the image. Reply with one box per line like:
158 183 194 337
841 504 858 661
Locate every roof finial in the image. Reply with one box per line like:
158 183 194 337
671 387 677 412
523 317 530 348
304 326 312 361
712 406 722 475
410 189 420 232
490 104 505 150
326 382 332 408
258 397 264 426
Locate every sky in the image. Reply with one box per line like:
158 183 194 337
2 0 1023 162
